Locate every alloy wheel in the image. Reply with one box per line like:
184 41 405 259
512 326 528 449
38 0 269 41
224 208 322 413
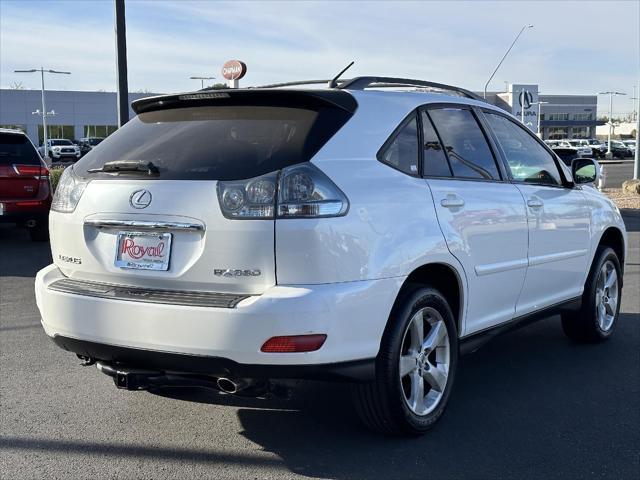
595 260 618 332
399 307 450 416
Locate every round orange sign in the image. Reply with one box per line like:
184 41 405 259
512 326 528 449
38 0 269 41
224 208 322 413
221 60 247 81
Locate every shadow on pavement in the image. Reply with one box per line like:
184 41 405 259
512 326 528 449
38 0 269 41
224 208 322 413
621 209 639 232
0 436 281 468
151 314 639 479
0 225 52 277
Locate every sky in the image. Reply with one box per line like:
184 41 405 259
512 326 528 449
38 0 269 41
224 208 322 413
1 0 639 116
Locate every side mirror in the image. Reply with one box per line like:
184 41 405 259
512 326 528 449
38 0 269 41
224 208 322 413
571 158 599 185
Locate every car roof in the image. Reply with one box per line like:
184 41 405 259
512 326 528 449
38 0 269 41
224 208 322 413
0 128 27 136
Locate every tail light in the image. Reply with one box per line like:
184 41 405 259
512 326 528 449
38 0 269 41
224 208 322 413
12 164 49 179
217 163 348 219
51 167 89 213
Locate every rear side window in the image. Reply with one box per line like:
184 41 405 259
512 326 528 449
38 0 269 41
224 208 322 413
421 111 451 177
429 108 500 180
0 133 40 165
75 105 352 181
485 112 562 185
378 116 419 175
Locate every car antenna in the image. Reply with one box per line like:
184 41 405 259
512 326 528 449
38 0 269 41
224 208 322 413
328 61 355 88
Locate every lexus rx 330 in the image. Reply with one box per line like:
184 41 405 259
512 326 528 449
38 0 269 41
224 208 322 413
35 78 626 435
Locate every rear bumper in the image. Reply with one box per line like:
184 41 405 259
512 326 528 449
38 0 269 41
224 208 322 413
52 335 375 381
36 264 402 371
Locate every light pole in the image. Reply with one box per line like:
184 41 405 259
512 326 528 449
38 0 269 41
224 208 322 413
534 101 549 138
634 79 639 179
598 91 626 158
483 24 533 99
190 76 216 89
14 68 71 158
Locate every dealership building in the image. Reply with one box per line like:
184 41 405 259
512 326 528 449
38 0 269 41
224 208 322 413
484 83 604 139
1 83 603 145
0 89 158 145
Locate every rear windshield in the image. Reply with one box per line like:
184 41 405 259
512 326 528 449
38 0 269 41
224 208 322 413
75 105 352 180
0 133 40 165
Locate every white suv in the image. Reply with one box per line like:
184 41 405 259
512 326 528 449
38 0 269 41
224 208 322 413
35 77 627 435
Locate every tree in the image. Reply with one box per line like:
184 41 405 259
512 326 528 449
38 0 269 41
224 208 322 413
9 81 25 90
208 83 229 90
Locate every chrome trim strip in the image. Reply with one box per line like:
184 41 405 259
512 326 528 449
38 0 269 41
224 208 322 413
48 278 250 308
84 219 205 232
475 258 528 276
528 249 588 267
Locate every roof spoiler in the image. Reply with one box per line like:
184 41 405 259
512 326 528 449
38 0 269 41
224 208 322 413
131 89 358 115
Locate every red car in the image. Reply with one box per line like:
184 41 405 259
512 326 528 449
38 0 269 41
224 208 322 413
0 129 52 241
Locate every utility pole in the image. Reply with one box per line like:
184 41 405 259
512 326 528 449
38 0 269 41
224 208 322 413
14 67 70 157
114 0 129 127
599 91 626 159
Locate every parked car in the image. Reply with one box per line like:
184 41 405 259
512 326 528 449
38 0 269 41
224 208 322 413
77 137 105 157
35 78 626 435
0 128 51 241
41 139 81 162
609 140 632 158
550 146 582 166
569 138 606 158
557 140 593 158
621 139 636 156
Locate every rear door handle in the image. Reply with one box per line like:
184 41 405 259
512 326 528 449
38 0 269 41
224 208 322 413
527 198 544 208
440 195 465 208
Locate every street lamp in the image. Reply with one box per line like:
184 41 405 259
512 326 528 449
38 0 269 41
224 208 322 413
634 79 639 180
14 67 71 158
533 101 549 138
483 25 533 99
598 91 626 158
189 76 216 89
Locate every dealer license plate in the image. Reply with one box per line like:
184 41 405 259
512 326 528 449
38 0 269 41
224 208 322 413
115 232 172 271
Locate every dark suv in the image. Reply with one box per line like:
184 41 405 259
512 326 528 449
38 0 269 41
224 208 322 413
78 137 104 157
0 129 52 241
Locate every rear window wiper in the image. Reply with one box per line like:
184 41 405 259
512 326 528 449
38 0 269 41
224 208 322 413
87 160 160 175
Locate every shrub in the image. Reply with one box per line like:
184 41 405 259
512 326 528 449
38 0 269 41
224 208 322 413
49 167 66 192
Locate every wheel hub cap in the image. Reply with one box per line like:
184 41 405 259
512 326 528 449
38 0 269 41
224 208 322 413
595 260 618 332
399 307 450 416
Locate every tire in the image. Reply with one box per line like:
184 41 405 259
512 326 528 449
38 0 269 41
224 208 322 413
562 246 622 342
29 222 49 242
352 286 458 435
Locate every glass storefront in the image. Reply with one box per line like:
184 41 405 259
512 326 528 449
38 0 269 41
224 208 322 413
571 127 590 138
38 125 74 145
548 127 569 139
83 125 117 138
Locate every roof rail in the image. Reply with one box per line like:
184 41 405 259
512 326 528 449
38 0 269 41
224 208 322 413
254 79 349 89
337 76 484 102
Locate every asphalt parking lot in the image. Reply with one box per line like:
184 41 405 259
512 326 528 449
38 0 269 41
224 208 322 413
0 211 638 480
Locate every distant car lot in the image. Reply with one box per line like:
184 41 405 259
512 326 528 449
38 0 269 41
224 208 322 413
0 210 638 479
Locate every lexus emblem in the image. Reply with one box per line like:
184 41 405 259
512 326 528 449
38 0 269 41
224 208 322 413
129 189 152 209
518 90 533 109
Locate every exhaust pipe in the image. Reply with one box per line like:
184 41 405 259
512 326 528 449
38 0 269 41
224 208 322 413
217 377 250 394
25 219 37 228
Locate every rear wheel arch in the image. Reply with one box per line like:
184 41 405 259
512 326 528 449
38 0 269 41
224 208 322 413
393 263 465 336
